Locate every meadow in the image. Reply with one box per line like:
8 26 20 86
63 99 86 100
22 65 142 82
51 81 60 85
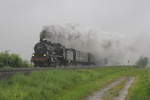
0 66 149 100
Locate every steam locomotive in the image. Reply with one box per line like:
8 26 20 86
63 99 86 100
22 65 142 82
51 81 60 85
31 39 95 67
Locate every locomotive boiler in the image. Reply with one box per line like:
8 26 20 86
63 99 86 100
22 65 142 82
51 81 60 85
31 39 95 67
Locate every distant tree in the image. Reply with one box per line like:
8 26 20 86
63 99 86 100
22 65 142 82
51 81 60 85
0 51 31 68
136 56 148 68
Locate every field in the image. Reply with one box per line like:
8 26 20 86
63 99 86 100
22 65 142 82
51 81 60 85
0 66 149 100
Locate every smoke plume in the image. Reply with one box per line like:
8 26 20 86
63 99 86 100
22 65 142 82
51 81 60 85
40 24 150 65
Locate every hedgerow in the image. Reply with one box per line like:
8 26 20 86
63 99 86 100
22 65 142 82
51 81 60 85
0 51 31 68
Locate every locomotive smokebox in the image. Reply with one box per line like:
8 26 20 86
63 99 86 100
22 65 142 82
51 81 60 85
34 42 47 55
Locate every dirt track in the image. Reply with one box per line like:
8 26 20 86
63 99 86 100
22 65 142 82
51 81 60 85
115 77 135 100
86 77 135 100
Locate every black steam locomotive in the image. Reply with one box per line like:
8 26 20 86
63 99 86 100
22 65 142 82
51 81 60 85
31 39 95 67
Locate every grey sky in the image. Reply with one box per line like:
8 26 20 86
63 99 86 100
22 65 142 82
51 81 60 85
0 0 150 60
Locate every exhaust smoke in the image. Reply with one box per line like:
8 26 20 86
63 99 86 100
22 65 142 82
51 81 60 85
39 24 149 66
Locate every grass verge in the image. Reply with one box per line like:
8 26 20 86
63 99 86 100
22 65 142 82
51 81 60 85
127 68 150 100
0 66 137 100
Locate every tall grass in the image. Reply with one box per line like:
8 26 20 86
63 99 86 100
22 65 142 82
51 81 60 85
127 68 150 100
0 67 131 100
1 67 148 100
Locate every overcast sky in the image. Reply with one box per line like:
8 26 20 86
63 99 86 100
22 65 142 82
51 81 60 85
0 0 150 60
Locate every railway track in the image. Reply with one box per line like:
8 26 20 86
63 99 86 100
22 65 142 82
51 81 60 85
0 66 98 79
0 67 55 79
0 66 91 72
0 65 128 79
0 65 129 73
0 67 53 73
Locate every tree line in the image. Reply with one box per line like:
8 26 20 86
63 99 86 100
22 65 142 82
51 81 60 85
136 56 148 68
0 51 31 68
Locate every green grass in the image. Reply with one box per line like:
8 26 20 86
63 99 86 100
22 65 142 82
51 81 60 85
0 67 130 100
127 68 150 100
0 66 149 100
59 68 127 100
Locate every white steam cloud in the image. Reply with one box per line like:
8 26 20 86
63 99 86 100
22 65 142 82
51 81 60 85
40 24 150 65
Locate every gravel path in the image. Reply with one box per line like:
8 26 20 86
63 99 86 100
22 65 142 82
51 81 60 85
86 77 135 100
114 77 135 100
86 78 125 100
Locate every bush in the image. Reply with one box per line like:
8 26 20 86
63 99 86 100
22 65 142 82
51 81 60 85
136 57 148 68
0 51 31 68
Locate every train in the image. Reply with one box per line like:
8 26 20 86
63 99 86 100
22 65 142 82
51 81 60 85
31 39 95 67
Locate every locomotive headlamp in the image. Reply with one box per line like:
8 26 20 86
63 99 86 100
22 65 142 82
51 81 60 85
43 54 46 56
32 54 34 56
